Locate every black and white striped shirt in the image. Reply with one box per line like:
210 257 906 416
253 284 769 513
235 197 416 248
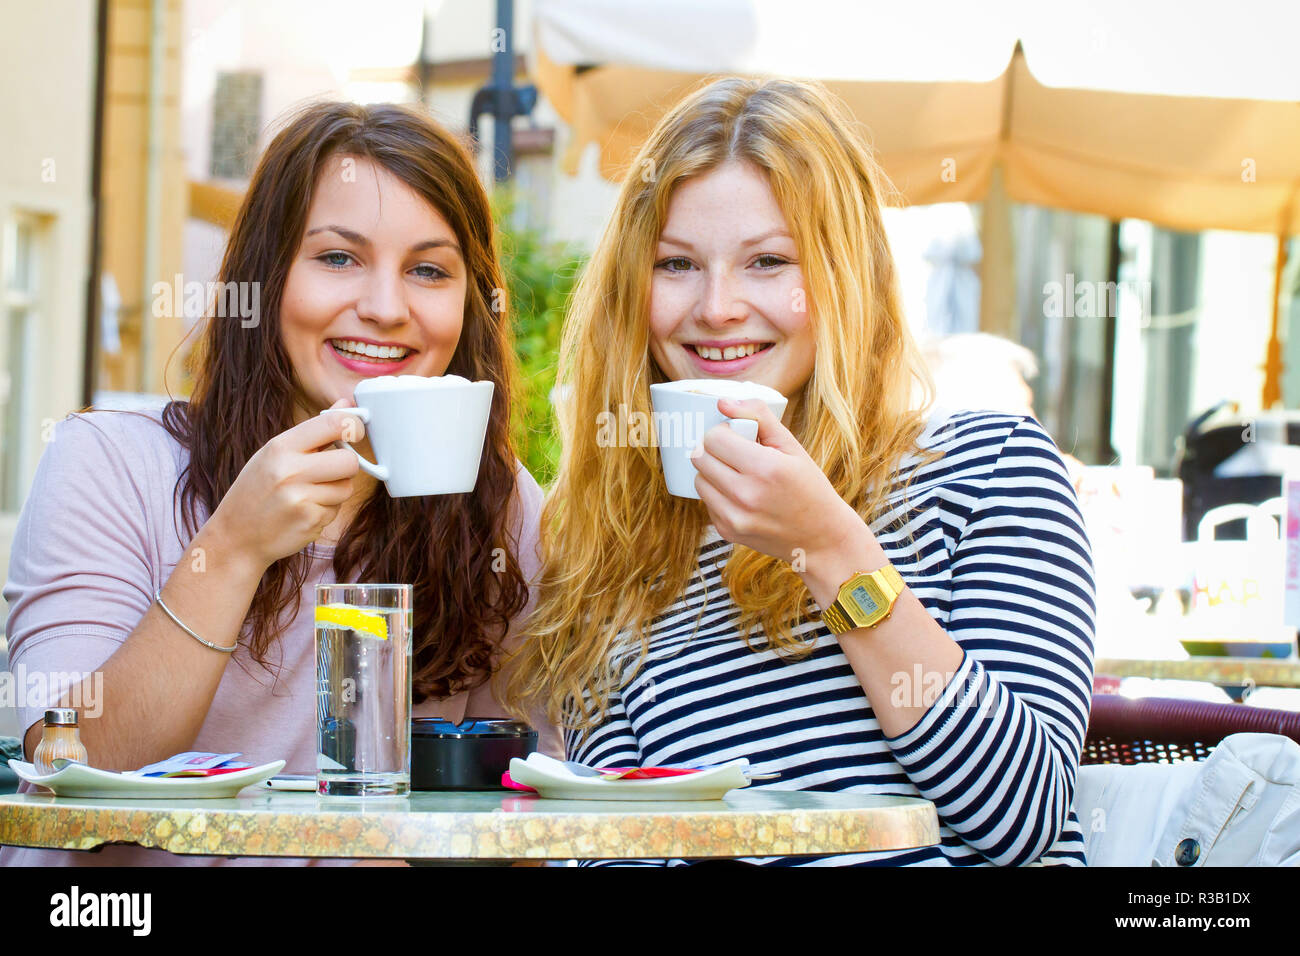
566 409 1096 866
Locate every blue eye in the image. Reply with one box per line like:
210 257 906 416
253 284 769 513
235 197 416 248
318 251 353 269
411 264 450 281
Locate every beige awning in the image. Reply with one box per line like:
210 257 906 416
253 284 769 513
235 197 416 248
531 0 1300 404
532 0 1300 236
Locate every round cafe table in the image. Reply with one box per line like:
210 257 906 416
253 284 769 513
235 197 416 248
0 787 939 862
1095 656 1300 689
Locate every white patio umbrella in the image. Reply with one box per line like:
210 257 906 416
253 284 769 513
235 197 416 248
531 0 1300 401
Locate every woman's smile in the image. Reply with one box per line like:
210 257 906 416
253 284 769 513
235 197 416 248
682 339 776 375
325 335 420 375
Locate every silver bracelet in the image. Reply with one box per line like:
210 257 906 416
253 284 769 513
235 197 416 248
154 588 239 653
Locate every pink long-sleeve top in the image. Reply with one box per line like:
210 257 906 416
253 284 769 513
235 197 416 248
0 408 554 866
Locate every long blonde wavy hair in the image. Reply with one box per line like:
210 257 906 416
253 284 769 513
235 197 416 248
503 77 935 730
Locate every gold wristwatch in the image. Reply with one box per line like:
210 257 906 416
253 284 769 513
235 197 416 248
821 564 905 635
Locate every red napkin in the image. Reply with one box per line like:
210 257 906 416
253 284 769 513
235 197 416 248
595 767 704 780
501 772 537 793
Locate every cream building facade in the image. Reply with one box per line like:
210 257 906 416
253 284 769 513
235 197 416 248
0 0 100 599
0 0 99 735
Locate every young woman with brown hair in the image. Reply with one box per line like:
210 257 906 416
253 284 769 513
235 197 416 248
1 101 551 865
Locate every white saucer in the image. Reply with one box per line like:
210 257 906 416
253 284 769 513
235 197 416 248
8 759 285 799
508 753 752 801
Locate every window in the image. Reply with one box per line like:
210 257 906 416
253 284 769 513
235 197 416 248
1011 205 1114 465
1 214 42 511
508 126 555 237
210 72 263 181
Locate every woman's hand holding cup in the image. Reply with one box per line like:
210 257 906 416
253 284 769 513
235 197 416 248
693 397 875 578
205 398 364 570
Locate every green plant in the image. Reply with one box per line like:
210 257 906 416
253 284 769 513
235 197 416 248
494 194 585 488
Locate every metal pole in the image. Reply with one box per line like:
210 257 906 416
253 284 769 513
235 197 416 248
82 0 109 409
416 10 434 96
139 0 165 393
1098 219 1121 462
492 0 514 183
1263 233 1289 409
467 0 534 184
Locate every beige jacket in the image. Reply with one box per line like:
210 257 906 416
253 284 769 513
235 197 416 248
1076 732 1300 866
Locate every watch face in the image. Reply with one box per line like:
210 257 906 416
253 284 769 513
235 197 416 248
849 584 880 616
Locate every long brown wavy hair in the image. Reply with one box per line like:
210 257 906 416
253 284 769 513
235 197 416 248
159 100 528 703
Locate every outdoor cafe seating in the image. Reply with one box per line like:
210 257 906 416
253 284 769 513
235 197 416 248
1077 694 1300 866
1084 693 1300 766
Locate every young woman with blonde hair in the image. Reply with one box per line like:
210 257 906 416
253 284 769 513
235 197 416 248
506 77 1095 866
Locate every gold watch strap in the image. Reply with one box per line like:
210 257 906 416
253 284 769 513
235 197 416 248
875 564 905 596
822 601 856 635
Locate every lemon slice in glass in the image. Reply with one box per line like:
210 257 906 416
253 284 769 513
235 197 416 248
314 605 388 640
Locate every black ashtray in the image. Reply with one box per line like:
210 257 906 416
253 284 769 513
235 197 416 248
410 718 539 791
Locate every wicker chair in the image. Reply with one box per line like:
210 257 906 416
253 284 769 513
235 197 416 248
1083 694 1300 764
0 736 20 795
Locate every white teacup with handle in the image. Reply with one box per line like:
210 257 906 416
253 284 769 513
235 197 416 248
649 379 789 499
319 374 494 497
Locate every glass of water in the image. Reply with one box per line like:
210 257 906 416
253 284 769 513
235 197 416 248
315 583 413 797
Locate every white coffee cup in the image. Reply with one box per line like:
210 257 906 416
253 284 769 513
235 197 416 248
319 374 495 497
648 379 789 499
